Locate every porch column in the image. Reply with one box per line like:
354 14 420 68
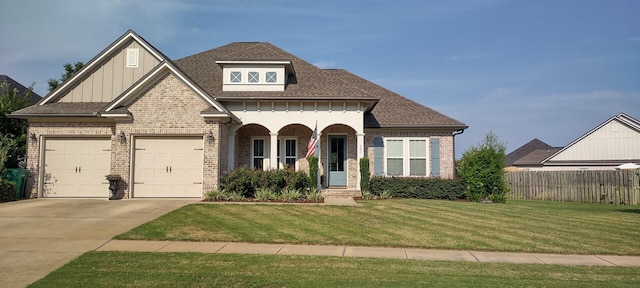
227 127 238 172
356 133 365 190
270 132 278 170
316 132 322 190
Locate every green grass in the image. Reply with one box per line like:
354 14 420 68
29 251 640 288
116 199 640 255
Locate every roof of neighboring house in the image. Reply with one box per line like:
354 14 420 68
504 138 553 166
0 75 42 105
542 112 640 164
512 148 562 166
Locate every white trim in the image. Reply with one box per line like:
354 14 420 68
278 137 298 170
251 137 268 170
216 60 292 65
41 31 165 105
100 113 130 118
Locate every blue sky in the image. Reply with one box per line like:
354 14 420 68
1 0 639 157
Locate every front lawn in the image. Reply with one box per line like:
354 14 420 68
29 252 640 288
116 199 640 255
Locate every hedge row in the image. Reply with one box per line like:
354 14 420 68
368 176 465 200
221 167 310 197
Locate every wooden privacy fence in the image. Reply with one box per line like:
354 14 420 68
505 170 640 205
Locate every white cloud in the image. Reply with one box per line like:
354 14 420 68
313 60 336 69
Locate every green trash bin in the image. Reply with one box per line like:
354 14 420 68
3 169 29 200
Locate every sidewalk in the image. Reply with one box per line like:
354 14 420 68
96 240 640 267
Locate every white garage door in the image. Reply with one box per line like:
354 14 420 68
133 137 204 197
43 138 111 198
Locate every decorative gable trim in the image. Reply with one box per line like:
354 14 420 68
40 30 166 105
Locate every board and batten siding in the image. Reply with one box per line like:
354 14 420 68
548 119 640 162
59 40 161 103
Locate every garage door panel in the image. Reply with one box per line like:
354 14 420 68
133 138 203 198
43 139 111 198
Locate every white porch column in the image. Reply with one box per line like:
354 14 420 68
270 132 278 170
316 132 322 190
356 133 365 190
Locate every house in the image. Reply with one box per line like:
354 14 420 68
507 113 640 171
505 138 562 169
0 75 42 105
11 30 467 199
541 113 640 170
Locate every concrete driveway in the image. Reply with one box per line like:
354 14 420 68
0 198 196 288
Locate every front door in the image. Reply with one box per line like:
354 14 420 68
328 135 347 186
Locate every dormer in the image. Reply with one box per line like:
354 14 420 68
216 60 295 92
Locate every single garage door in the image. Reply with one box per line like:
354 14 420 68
43 138 111 197
133 137 204 197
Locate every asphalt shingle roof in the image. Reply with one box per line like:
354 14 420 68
0 75 42 105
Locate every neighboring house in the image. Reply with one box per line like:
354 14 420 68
11 30 467 199
541 113 640 170
507 113 640 171
0 75 42 105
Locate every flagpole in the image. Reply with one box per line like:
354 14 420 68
315 121 321 191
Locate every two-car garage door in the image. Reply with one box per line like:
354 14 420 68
42 137 204 198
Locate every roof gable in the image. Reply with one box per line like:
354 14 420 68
104 61 233 119
543 113 640 163
40 30 167 105
0 75 42 105
505 138 553 166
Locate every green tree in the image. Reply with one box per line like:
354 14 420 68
456 131 509 203
0 81 32 169
47 61 84 92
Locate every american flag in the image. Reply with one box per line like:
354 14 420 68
305 124 318 159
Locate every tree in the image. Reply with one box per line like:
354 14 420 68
0 81 32 169
456 131 509 203
47 61 84 92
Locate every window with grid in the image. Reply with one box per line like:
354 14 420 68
266 71 277 83
248 71 259 83
252 139 265 170
230 71 241 83
385 138 429 177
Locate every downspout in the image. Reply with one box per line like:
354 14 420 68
452 129 465 178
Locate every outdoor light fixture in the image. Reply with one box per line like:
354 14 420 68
29 132 37 143
207 130 214 143
117 130 126 144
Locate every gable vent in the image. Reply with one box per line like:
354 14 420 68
126 48 139 68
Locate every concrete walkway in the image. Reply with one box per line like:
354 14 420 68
97 240 640 267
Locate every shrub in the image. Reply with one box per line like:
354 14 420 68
360 157 370 192
308 156 318 189
0 179 17 202
304 189 323 201
205 189 227 201
369 176 465 200
278 188 302 202
222 167 311 198
255 188 276 201
456 132 509 203
361 190 376 200
227 190 246 201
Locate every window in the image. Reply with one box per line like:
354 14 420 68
230 71 241 83
266 71 277 83
384 138 429 176
277 138 297 170
252 139 265 170
248 71 259 83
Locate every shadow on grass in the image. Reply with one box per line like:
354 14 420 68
616 208 640 214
